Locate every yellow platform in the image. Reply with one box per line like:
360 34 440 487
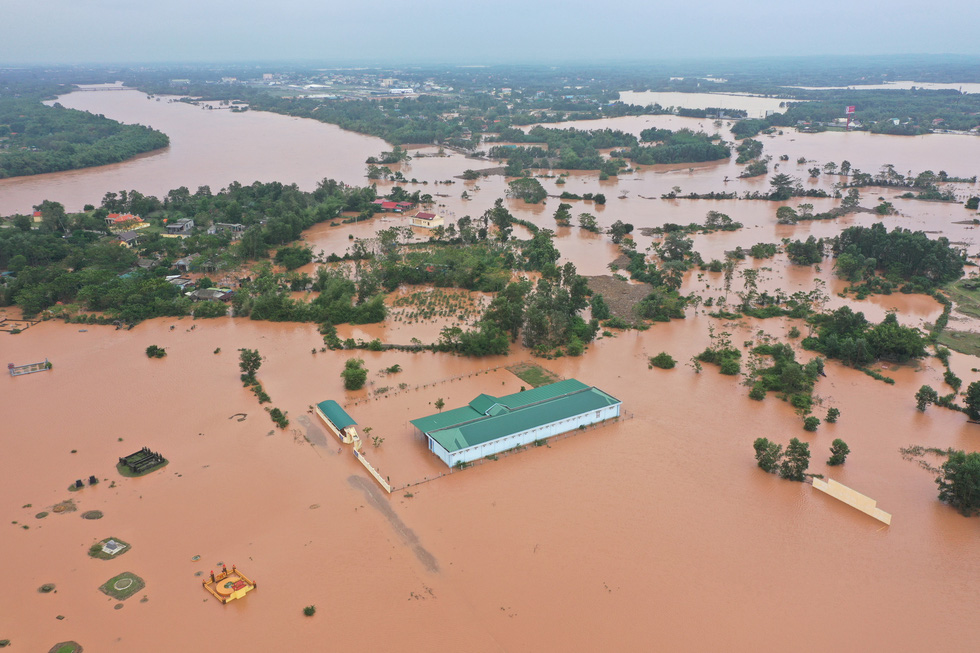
203 565 256 604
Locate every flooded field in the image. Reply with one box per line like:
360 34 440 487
3 90 980 651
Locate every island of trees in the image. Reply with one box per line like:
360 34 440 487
0 96 170 178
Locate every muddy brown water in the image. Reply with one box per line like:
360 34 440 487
2 90 980 651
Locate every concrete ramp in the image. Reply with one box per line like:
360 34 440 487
812 478 892 525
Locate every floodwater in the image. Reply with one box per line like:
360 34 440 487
785 80 980 93
3 90 980 652
618 91 788 118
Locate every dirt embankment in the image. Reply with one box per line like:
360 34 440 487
585 275 653 320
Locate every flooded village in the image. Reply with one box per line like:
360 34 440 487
2 69 980 652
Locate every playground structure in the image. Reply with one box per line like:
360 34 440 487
315 400 391 493
118 447 167 475
812 477 892 525
203 565 256 604
8 359 52 376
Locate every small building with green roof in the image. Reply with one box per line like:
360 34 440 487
315 400 358 444
411 379 621 467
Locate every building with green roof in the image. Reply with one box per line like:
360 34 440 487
410 379 621 467
315 400 358 443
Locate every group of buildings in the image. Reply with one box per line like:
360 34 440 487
318 379 621 476
371 199 444 229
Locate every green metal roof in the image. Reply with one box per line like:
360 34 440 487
497 379 589 409
316 400 357 429
411 404 482 434
468 394 499 414
410 379 620 453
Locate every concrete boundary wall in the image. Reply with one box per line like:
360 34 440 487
812 478 892 525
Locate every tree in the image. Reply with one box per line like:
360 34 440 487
769 173 795 201
607 220 634 244
506 177 546 204
936 450 980 516
578 213 600 233
965 381 980 421
434 398 445 412
145 345 166 358
341 358 368 390
803 416 820 432
648 352 676 369
753 438 783 473
553 202 572 226
916 385 940 412
590 294 610 321
484 198 514 241
841 188 861 209
779 438 810 481
827 439 850 466
825 407 840 423
239 348 262 382
775 206 798 224
35 200 69 233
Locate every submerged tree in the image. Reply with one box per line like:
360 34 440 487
965 381 980 421
341 358 368 390
937 450 980 516
239 348 262 383
827 439 850 466
779 438 810 481
753 437 783 473
916 385 940 412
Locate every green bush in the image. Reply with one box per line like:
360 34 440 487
192 300 228 318
719 358 741 375
803 416 820 432
825 407 840 423
303 605 316 617
749 384 766 401
341 358 368 390
145 345 166 358
269 408 289 429
790 393 813 413
648 352 676 369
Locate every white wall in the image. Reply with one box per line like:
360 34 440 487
434 403 621 467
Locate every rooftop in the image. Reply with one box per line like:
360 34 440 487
411 379 620 453
317 400 357 429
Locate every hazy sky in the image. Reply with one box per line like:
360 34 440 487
2 0 979 65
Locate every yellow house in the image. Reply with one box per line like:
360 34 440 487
410 211 444 228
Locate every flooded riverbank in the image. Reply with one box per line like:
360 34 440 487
0 90 388 215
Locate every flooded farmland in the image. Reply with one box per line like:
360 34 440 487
2 89 980 652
